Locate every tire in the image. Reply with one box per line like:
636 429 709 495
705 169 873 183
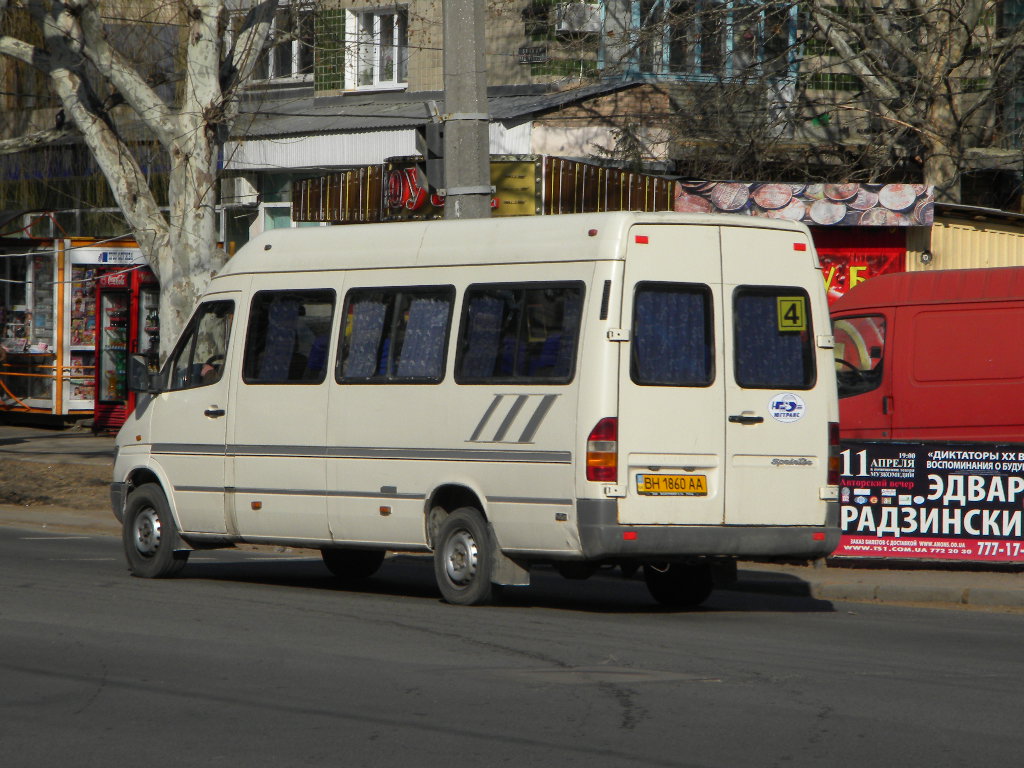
321 548 385 582
643 562 714 608
123 484 188 578
433 508 494 606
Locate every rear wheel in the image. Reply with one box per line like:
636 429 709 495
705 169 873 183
643 562 713 608
433 508 494 606
321 548 385 582
123 484 188 578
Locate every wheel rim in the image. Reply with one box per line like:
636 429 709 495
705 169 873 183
132 507 161 558
443 528 479 588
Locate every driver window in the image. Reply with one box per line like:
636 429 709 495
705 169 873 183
166 300 235 391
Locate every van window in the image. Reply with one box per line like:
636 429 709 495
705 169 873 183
338 287 454 383
733 287 815 389
166 300 234 391
631 282 714 387
456 282 583 384
242 290 336 384
833 314 886 398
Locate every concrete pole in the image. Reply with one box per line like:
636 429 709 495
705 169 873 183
442 0 492 219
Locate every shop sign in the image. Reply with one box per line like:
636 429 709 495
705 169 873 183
518 46 548 64
675 182 934 226
384 167 447 214
71 246 145 266
837 440 1024 562
818 251 904 303
381 160 538 222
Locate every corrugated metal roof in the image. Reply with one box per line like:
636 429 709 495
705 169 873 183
233 80 646 139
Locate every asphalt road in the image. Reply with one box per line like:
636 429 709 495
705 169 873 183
3 527 1023 768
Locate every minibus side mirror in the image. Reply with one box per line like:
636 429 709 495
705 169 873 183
127 353 162 394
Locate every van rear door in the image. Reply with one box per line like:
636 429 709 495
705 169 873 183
719 226 829 526
616 224 727 525
616 224 829 528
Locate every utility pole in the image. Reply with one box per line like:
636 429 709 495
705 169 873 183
442 0 492 219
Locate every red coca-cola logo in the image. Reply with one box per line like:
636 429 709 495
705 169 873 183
99 272 129 288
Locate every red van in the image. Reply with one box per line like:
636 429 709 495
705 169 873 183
831 266 1024 442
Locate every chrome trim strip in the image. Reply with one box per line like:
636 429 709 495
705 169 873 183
488 496 573 506
152 443 225 455
154 443 570 464
321 446 571 463
176 485 568 506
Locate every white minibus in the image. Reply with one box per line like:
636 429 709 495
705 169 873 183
112 211 840 606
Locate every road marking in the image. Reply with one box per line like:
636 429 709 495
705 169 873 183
21 536 93 541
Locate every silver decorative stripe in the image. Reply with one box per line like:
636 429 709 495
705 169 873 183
322 446 571 463
231 487 426 500
326 490 425 500
177 485 565 507
233 444 327 457
488 496 573 506
152 443 225 456
154 443 570 464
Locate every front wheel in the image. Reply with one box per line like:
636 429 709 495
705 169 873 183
123 484 188 578
433 508 494 606
643 562 713 608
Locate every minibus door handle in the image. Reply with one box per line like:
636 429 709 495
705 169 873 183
728 413 764 425
204 407 226 418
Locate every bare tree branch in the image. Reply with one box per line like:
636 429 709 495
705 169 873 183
62 0 177 146
0 122 75 155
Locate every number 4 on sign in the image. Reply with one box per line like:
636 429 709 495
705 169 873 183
777 297 807 332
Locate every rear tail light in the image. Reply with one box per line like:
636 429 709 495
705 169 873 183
827 421 841 485
586 417 618 482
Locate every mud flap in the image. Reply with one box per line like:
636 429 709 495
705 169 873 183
488 523 530 586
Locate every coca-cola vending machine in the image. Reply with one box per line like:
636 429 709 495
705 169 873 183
93 268 159 431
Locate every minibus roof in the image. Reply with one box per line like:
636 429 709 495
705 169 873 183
218 211 813 276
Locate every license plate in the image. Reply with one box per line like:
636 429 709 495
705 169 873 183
635 473 707 496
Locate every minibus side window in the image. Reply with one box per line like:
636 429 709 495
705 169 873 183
242 290 336 384
631 282 714 387
833 314 886 398
337 286 454 383
733 286 815 389
166 300 234 391
455 282 583 384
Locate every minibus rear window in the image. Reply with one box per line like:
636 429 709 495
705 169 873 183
733 287 815 389
631 282 714 387
456 282 583 384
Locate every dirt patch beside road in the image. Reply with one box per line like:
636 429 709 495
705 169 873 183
0 457 110 512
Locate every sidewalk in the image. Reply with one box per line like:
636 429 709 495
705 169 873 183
2 422 1023 611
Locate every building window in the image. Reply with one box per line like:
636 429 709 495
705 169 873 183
347 8 409 89
631 0 795 80
256 3 315 81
